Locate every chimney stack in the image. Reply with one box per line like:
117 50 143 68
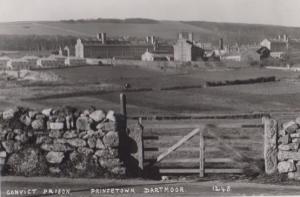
97 33 106 44
101 32 106 44
188 33 193 42
283 34 288 42
146 36 150 43
178 33 183 40
151 36 155 45
219 38 224 50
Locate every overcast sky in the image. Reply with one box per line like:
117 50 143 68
0 0 300 27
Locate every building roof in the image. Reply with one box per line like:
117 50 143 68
79 39 151 47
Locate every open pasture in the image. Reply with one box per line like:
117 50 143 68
22 65 300 116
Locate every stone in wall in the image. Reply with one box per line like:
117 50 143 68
278 143 299 151
2 109 17 120
67 138 86 147
76 116 91 131
89 110 106 122
49 122 64 130
31 119 45 130
103 131 119 148
283 121 298 134
46 151 65 164
278 160 296 173
6 148 48 176
87 137 97 149
278 151 300 161
63 130 77 139
278 135 291 145
49 130 64 138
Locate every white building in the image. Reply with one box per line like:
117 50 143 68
141 51 173 61
7 59 31 70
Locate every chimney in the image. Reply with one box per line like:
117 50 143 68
178 33 183 40
219 38 224 50
146 36 150 43
278 35 281 40
101 32 106 44
97 33 102 41
188 33 193 42
283 34 288 42
151 36 155 44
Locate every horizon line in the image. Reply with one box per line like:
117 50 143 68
0 17 300 29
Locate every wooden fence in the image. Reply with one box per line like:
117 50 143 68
120 93 300 177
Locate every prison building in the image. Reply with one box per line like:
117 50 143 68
173 33 204 62
141 51 173 61
75 39 156 59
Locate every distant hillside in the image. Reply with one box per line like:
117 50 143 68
184 21 300 45
60 18 159 24
0 19 300 49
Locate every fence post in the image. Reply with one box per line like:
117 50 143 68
130 118 144 171
120 93 127 128
199 130 205 177
262 116 278 175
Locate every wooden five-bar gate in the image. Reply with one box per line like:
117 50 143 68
128 117 266 177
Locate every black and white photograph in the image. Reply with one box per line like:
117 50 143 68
1 0 300 196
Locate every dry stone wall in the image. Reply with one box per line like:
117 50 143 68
265 117 300 180
277 119 300 180
0 106 128 178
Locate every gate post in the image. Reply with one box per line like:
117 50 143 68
130 118 144 171
263 116 278 175
199 130 205 177
120 93 127 128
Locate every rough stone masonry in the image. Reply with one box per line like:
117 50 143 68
0 106 127 177
267 116 300 180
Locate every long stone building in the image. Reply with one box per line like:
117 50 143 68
75 33 168 59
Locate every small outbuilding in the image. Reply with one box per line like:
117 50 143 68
37 57 62 68
0 56 11 69
65 57 86 66
141 51 173 61
22 56 39 65
7 59 31 70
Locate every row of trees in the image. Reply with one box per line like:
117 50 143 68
0 35 77 51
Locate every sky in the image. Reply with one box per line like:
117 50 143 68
0 0 300 27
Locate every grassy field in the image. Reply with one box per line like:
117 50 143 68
16 65 300 116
